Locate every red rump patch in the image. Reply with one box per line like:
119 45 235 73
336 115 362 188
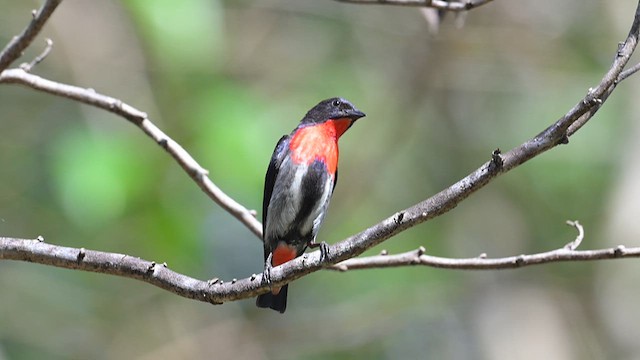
271 243 298 295
289 118 352 175
272 243 298 267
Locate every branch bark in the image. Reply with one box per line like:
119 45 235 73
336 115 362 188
0 0 62 73
3 227 640 304
1 0 640 305
330 244 640 271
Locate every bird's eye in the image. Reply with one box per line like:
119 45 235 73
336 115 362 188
332 99 341 107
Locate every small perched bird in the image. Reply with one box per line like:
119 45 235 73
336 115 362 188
256 97 366 313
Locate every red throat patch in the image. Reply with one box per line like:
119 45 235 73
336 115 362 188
289 118 352 175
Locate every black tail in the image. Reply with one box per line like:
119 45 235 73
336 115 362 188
256 285 288 313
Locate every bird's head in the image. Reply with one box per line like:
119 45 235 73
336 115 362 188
300 97 366 126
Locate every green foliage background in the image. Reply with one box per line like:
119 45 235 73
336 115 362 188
1 0 639 359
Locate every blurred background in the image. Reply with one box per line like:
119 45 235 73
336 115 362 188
1 0 639 359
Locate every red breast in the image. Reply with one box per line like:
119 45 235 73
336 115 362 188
288 118 352 175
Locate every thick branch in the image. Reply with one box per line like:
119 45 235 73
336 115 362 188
334 0 494 11
0 237 220 301
0 68 263 239
0 0 62 73
3 232 640 304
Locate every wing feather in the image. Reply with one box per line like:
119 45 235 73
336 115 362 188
262 135 290 257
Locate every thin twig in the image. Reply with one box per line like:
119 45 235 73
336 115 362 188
329 244 639 271
619 61 640 82
564 220 584 250
332 220 589 270
20 38 53 72
0 0 62 73
334 0 494 11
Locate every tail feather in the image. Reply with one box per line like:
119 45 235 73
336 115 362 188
256 285 288 313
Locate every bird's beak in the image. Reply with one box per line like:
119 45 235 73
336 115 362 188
348 109 366 120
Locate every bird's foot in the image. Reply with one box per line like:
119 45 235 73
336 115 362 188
261 253 273 288
308 240 330 262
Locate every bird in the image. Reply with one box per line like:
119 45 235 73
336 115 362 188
256 97 366 313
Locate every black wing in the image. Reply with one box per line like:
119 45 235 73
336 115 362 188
262 135 289 239
333 169 338 193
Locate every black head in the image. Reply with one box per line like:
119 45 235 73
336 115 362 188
300 97 366 125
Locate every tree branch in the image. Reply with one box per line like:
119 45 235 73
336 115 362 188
0 68 263 239
619 61 640 82
1 0 640 305
334 0 494 11
20 38 53 72
330 221 599 270
3 224 640 305
0 0 62 73
329 244 640 271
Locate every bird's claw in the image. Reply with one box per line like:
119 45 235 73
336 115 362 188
319 242 330 262
262 253 273 287
308 240 330 262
